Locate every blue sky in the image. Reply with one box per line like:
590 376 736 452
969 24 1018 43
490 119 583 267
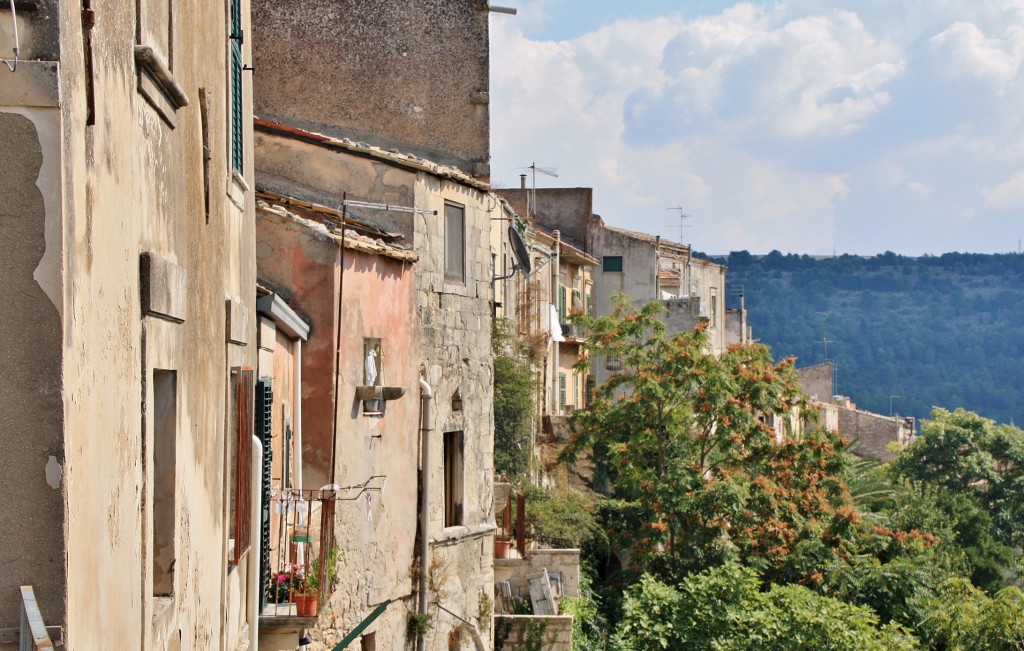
489 1 1024 255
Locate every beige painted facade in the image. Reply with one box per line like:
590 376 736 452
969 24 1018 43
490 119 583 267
0 1 260 650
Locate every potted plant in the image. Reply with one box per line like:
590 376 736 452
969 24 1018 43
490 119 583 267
293 576 318 617
271 569 302 604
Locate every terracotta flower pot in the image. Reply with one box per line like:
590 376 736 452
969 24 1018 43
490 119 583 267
295 594 319 617
494 539 512 559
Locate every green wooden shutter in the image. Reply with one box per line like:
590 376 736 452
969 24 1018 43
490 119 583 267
255 378 273 609
559 373 567 411
229 0 243 173
558 285 567 321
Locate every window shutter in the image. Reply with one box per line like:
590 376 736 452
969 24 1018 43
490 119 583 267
255 378 273 608
229 0 243 173
233 368 255 564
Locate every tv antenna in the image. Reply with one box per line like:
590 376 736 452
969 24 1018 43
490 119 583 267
516 163 558 219
666 206 692 244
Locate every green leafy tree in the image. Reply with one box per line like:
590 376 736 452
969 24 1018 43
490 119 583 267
493 318 535 480
565 298 858 580
614 563 920 651
890 408 1024 590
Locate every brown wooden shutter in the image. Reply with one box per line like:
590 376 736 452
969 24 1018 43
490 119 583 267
233 368 255 563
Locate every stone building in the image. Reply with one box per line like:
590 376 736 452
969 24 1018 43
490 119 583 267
0 0 260 649
250 3 513 647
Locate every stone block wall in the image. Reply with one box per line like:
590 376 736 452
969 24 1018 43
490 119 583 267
837 406 901 460
494 549 581 600
495 615 574 651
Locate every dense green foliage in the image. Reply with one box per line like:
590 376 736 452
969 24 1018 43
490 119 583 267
559 300 1024 649
615 564 919 651
493 318 536 480
720 250 1024 425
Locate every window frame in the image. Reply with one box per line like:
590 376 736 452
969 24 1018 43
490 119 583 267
444 202 466 284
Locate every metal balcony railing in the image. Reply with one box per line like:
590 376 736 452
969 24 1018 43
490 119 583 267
260 478 384 617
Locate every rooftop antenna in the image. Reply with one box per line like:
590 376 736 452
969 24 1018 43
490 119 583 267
516 162 558 220
821 335 834 362
666 206 692 245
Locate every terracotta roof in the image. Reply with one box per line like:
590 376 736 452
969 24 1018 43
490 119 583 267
256 191 418 263
254 118 490 192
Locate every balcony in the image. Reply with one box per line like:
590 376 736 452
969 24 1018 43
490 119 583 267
258 479 383 633
559 322 585 343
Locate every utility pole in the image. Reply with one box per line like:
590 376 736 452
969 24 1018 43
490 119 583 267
889 395 900 417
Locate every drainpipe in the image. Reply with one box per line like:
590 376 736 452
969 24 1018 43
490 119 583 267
248 435 263 651
417 375 433 651
552 231 561 416
295 340 303 489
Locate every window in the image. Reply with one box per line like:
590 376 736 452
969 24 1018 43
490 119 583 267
603 256 623 272
443 431 464 527
605 355 622 372
444 203 465 283
585 375 596 406
152 370 177 596
559 372 567 411
230 368 254 565
229 0 244 173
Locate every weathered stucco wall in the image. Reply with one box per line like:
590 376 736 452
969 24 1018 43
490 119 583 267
256 208 341 487
252 0 491 176
0 103 65 640
494 188 593 250
33 0 261 648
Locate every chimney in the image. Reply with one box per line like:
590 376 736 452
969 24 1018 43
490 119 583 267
520 174 527 190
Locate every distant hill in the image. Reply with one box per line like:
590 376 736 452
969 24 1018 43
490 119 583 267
719 250 1024 426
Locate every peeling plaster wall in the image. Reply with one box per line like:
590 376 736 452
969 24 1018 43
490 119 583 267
252 0 492 176
256 209 341 488
255 205 423 650
255 130 494 649
0 106 66 640
254 130 417 242
48 0 259 648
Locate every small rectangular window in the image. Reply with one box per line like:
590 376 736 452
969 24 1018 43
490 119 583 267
605 355 622 372
445 203 466 283
153 370 178 596
443 431 464 527
603 256 623 272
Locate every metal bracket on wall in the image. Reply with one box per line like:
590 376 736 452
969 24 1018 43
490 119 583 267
2 0 20 72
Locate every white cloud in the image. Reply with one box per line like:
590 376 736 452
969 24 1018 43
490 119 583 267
491 0 1024 254
983 170 1024 207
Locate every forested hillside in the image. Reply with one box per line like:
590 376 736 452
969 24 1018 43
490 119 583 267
720 251 1024 426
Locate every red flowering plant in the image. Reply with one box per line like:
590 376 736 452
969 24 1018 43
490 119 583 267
271 565 307 603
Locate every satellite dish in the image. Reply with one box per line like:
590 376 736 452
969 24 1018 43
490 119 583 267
508 226 533 275
494 227 533 281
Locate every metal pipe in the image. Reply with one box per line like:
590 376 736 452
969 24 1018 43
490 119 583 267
247 435 263 651
417 376 433 651
295 339 303 489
